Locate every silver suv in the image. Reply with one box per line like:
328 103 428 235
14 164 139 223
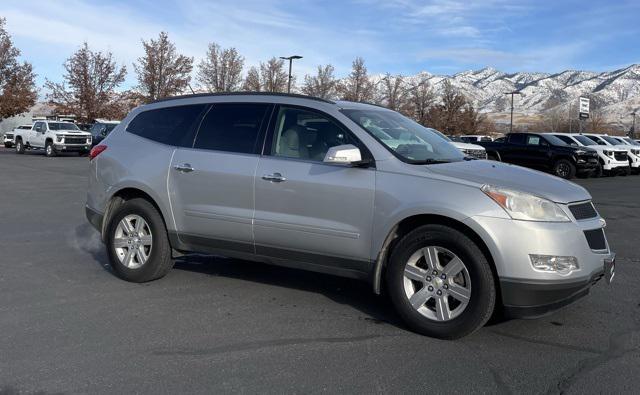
86 93 615 339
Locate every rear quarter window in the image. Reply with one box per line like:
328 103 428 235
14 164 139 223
126 104 208 147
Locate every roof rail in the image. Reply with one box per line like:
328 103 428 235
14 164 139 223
148 92 335 105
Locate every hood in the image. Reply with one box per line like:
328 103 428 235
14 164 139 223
57 130 91 136
427 160 590 204
451 141 485 150
583 144 626 152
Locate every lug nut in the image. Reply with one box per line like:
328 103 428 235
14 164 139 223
427 286 434 292
441 274 446 279
443 284 449 289
436 290 442 296
432 270 438 275
426 276 432 282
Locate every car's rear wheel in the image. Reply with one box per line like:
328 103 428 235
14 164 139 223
106 198 174 282
15 139 25 154
45 141 56 157
386 224 496 339
4 143 11 148
592 163 603 178
553 159 575 179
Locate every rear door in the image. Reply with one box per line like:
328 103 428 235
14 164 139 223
253 105 376 276
168 102 272 255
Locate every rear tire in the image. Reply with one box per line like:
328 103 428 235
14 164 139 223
106 198 174 282
45 141 57 157
3 143 11 148
386 224 496 339
552 159 576 179
15 139 25 154
592 163 603 178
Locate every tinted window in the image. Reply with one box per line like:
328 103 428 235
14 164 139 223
127 104 207 146
508 133 525 144
48 122 79 130
194 103 270 154
90 123 118 137
554 135 577 145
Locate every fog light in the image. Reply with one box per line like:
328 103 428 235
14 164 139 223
529 254 579 275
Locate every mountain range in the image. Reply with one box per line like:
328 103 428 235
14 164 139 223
399 64 640 128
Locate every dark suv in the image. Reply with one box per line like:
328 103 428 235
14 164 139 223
89 120 120 147
478 133 599 179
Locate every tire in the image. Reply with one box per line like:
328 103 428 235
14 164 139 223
106 198 173 282
4 143 11 148
45 141 57 157
592 163 603 178
552 159 576 179
620 166 631 176
386 224 496 339
15 139 25 154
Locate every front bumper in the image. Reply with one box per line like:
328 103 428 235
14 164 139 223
54 143 91 152
463 214 614 317
600 155 629 171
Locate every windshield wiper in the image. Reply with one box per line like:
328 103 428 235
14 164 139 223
409 159 451 165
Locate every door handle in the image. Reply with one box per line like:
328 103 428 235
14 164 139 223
262 172 286 182
174 163 195 173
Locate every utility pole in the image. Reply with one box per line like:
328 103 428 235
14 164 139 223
504 91 521 133
631 110 637 139
279 55 303 93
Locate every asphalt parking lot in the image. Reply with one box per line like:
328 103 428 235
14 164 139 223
0 147 638 394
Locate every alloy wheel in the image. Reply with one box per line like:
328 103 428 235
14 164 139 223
113 214 153 269
403 246 471 321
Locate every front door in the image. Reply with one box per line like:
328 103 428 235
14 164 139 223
168 102 272 255
253 105 376 277
523 134 551 170
32 122 46 147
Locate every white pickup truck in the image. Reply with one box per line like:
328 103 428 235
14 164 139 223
14 120 92 157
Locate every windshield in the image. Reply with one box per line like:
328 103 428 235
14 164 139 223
623 137 640 146
341 109 464 164
601 135 623 145
574 135 597 146
48 122 79 131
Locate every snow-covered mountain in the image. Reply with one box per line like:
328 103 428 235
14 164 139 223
403 64 640 124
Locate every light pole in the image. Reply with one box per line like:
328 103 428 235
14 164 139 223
279 55 303 93
504 91 521 133
631 110 637 139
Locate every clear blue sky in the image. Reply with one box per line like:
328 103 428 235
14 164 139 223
2 0 639 88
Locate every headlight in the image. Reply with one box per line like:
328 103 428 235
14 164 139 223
603 150 612 156
56 134 64 142
481 185 570 222
632 149 640 155
574 150 586 155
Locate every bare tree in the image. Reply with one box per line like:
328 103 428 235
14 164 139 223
260 57 288 93
45 42 126 122
242 66 261 91
404 76 435 125
134 32 193 102
379 73 408 111
0 17 37 122
301 64 337 99
427 80 467 134
338 57 374 102
197 42 244 92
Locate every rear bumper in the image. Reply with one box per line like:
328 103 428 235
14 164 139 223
501 267 607 318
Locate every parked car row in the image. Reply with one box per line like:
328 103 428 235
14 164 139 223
4 119 120 156
476 132 639 179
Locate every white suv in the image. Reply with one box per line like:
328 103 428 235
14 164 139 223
14 120 92 157
550 133 629 176
583 133 640 174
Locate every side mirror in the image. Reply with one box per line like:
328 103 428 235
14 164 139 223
323 144 362 165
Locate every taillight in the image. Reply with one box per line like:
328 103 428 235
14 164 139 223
89 144 107 160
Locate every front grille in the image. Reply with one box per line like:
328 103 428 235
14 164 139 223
464 149 488 159
64 137 87 145
584 228 607 251
5 133 14 139
614 152 628 161
569 202 598 220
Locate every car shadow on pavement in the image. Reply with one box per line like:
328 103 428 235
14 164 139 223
173 254 403 329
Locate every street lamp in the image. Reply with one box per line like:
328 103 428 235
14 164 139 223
630 110 638 139
504 91 521 133
280 55 303 93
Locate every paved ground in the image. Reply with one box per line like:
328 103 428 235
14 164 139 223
0 147 638 394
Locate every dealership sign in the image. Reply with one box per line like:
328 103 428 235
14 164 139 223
579 97 590 119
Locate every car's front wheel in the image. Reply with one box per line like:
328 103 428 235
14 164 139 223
15 139 25 154
45 141 57 157
386 224 496 339
553 159 576 179
106 198 174 282
3 143 11 148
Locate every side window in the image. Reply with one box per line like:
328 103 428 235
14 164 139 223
34 122 43 132
508 133 525 144
555 135 575 145
194 103 270 154
270 106 359 162
127 104 208 146
526 135 543 146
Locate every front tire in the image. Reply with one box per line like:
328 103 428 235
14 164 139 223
553 159 576 179
45 141 57 157
4 143 11 148
15 139 25 154
106 198 174 282
386 224 496 339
